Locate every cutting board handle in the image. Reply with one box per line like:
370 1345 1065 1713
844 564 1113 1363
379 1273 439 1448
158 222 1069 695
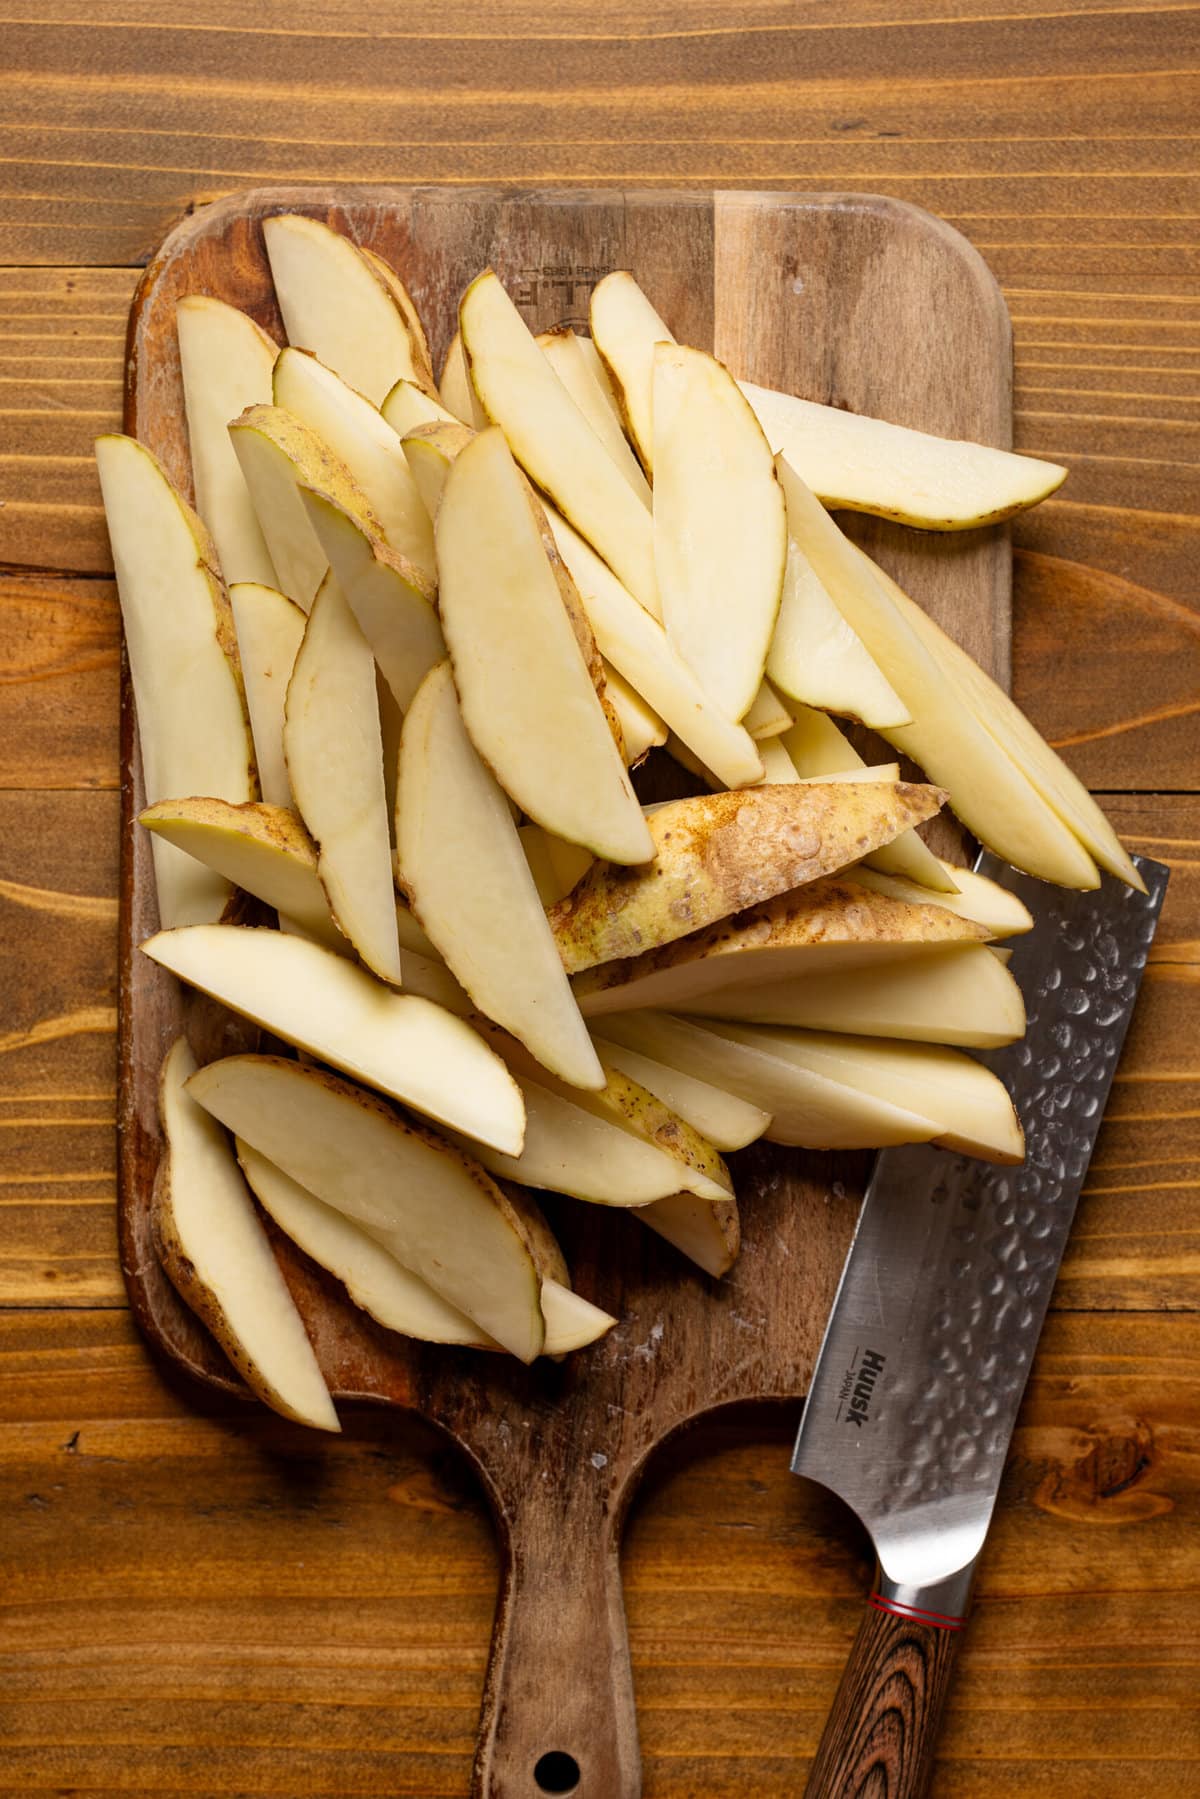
804 1583 966 1798
472 1476 640 1799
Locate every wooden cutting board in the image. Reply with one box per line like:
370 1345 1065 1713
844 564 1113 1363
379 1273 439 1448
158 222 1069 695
118 187 1012 1799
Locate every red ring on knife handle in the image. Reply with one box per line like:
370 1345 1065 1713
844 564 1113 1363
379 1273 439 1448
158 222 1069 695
869 1592 967 1631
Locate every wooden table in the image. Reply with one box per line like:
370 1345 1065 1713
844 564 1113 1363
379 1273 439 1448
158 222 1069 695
2 5 1198 1794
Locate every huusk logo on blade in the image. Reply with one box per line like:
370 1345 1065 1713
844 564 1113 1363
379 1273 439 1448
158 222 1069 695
836 1347 887 1428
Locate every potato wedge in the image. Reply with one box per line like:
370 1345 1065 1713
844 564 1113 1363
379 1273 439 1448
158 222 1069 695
594 1012 942 1151
743 681 793 741
300 489 444 711
142 926 525 1154
436 427 653 864
229 403 380 612
273 347 435 581
782 703 954 891
227 581 305 808
382 376 458 437
546 511 764 790
263 214 435 404
605 664 666 764
398 661 603 1090
593 1033 769 1151
871 555 1143 890
284 572 400 983
726 1026 1023 1163
459 270 660 615
848 863 1034 938
94 434 256 926
439 329 484 425
549 782 948 975
536 325 652 503
695 941 1026 1048
400 418 476 519
176 295 278 587
653 343 787 722
638 1190 741 1278
189 1056 543 1361
154 1038 338 1431
768 537 908 730
588 270 675 474
774 458 1100 888
744 381 1066 529
574 878 987 1018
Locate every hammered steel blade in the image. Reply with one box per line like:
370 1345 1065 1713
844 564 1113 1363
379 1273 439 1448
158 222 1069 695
792 854 1168 1611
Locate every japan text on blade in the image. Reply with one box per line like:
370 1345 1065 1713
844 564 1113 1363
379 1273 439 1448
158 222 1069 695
792 854 1168 1625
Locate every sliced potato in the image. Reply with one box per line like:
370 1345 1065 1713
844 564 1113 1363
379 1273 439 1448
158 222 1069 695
300 489 444 711
460 1055 731 1207
535 325 652 503
518 824 593 908
142 926 525 1155
459 270 660 616
227 581 305 808
743 381 1067 529
872 555 1143 890
273 347 435 581
753 738 802 785
695 941 1026 1048
439 328 483 425
599 1012 942 1150
155 1038 338 1430
263 214 435 404
768 535 908 730
356 244 438 394
436 427 653 864
782 703 954 892
229 403 379 612
284 572 401 984
381 376 457 436
547 511 764 790
94 433 255 926
574 878 987 1018
774 458 1100 889
398 661 603 1090
605 664 666 764
189 1055 542 1360
549 782 947 975
539 1282 618 1355
743 681 793 740
848 862 1034 938
653 343 786 722
593 1034 769 1151
588 270 675 474
638 1189 741 1278
176 295 278 587
729 1026 1023 1162
400 418 475 520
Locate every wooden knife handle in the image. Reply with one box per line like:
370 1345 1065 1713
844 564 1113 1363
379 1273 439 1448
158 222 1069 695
472 1483 640 1799
805 1588 966 1799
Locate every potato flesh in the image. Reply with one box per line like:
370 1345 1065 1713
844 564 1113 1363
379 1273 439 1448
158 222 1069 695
398 661 603 1091
768 537 908 730
284 574 401 984
693 942 1027 1048
94 434 254 927
652 343 786 723
459 271 660 615
435 428 653 865
273 348 436 583
157 1038 338 1431
637 1190 741 1278
142 926 525 1155
176 296 278 587
382 377 457 436
263 214 428 406
742 681 793 740
535 327 652 504
743 380 1067 528
588 270 675 474
227 581 304 808
593 1036 769 1152
848 863 1034 938
189 1055 543 1361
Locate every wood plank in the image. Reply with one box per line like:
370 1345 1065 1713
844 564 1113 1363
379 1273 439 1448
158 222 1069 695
1 792 1196 1315
0 1309 1195 1796
0 577 119 787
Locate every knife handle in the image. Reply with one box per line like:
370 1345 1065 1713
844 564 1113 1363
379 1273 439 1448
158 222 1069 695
805 1580 967 1799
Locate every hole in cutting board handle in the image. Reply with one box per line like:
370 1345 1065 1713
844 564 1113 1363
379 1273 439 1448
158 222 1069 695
533 1750 581 1794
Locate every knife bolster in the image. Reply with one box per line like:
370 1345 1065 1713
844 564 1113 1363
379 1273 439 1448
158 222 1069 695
873 1563 974 1630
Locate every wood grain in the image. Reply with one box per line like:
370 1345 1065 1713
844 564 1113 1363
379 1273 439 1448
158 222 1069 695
1 5 1198 1792
1 1309 1195 1797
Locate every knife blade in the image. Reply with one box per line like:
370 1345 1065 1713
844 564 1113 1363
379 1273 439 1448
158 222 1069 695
794 852 1168 1799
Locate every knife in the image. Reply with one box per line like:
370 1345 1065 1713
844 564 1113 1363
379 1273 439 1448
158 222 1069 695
793 852 1168 1799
